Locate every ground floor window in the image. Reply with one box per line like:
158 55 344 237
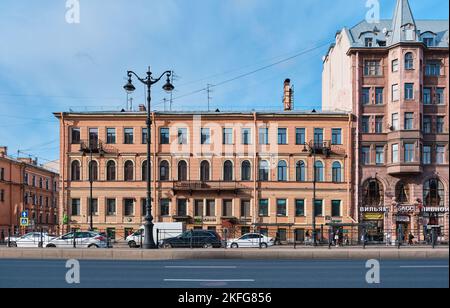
241 226 250 235
294 229 305 242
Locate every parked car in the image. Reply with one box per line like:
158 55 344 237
46 231 107 248
227 233 274 249
126 222 185 248
6 232 56 248
160 230 223 249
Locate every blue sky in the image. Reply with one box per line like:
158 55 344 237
0 0 448 163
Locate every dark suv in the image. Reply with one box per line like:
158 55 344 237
161 230 223 248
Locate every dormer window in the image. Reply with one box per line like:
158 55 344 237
423 37 434 47
365 37 374 47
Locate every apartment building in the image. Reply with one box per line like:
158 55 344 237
322 0 449 241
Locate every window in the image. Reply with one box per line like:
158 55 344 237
158 199 169 216
296 128 305 145
124 161 134 181
392 113 399 131
332 129 342 145
295 199 305 217
362 147 370 165
88 160 98 181
425 61 441 76
436 88 445 105
392 144 399 163
201 128 210 145
71 161 80 181
314 128 324 146
332 200 341 217
277 161 287 181
178 128 188 145
160 161 170 181
423 37 434 47
278 128 287 145
424 179 445 207
71 199 80 216
362 116 370 133
71 127 81 144
296 161 306 182
206 200 215 217
376 146 384 165
362 88 370 105
259 160 269 181
405 52 414 70
223 128 233 145
141 161 150 181
436 146 445 164
124 128 134 144
200 161 210 181
423 145 431 164
160 128 170 144
375 116 383 133
259 128 269 145
363 179 384 206
241 200 251 217
142 128 149 144
375 88 384 105
332 162 342 182
396 182 409 203
106 199 116 216
242 128 251 145
194 200 203 216
423 88 432 105
32 176 36 187
0 168 4 181
392 59 399 72
88 198 98 216
89 128 98 148
365 38 373 48
1 190 5 202
437 117 445 133
259 199 268 217
276 199 287 216
314 161 324 182
364 60 381 76
178 161 187 181
405 83 414 100
241 161 251 181
392 84 400 102
124 199 134 216
404 143 414 162
106 128 116 144
404 113 414 130
222 200 233 217
223 160 233 181
314 200 323 217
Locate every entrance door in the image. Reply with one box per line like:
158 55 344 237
396 222 409 242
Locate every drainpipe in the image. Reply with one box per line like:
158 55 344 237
152 112 157 223
253 112 258 231
61 113 67 235
347 114 357 223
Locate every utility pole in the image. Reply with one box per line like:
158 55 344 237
206 84 213 112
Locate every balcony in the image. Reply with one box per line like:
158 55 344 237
173 181 244 195
304 140 346 157
387 163 423 175
79 139 117 154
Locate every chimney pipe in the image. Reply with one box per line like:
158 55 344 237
283 79 293 111
138 104 147 112
0 146 7 157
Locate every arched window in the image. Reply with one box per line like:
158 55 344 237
277 161 287 181
106 160 116 181
241 160 251 181
259 160 270 181
362 179 384 206
88 161 98 181
395 182 409 203
142 161 150 181
160 160 170 181
178 161 187 181
296 161 306 182
71 161 80 181
124 161 134 181
223 160 233 181
424 179 445 206
332 162 342 183
200 161 210 182
405 52 414 70
314 161 324 182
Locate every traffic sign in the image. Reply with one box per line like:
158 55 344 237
21 211 28 218
20 218 29 227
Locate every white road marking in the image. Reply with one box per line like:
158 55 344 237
165 266 237 269
400 265 449 268
164 279 255 282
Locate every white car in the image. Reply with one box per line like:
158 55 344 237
7 232 56 248
227 233 274 249
46 231 107 248
126 222 184 248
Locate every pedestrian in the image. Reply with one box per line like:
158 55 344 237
386 233 391 246
305 231 310 246
408 232 415 246
0 230 4 244
344 235 349 246
334 232 340 247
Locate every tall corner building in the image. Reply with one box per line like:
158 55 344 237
322 0 449 241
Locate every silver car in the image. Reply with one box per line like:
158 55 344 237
46 231 107 248
7 232 56 248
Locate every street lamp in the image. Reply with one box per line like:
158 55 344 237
123 67 174 249
303 142 318 246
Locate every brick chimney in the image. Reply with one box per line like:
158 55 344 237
283 79 293 111
138 104 147 112
0 146 7 157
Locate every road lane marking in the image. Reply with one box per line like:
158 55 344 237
164 279 255 282
400 266 449 268
165 266 237 269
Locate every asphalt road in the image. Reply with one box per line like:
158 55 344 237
0 259 448 288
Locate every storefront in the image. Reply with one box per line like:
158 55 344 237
359 206 388 242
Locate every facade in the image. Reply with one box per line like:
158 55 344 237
322 0 449 242
0 146 59 235
55 92 355 241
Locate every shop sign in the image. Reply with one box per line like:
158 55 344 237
421 207 449 213
360 206 388 213
396 215 410 222
396 205 416 213
363 213 384 221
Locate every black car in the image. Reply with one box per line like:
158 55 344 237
160 230 223 248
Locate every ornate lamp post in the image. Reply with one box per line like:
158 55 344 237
123 67 174 249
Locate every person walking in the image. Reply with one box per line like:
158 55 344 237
408 232 415 246
334 232 340 247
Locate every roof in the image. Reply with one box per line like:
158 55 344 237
0 155 59 176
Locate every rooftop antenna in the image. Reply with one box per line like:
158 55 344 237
163 98 168 111
170 71 180 111
206 84 214 112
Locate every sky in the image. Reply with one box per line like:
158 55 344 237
0 0 448 164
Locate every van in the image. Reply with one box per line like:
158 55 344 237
126 222 185 248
